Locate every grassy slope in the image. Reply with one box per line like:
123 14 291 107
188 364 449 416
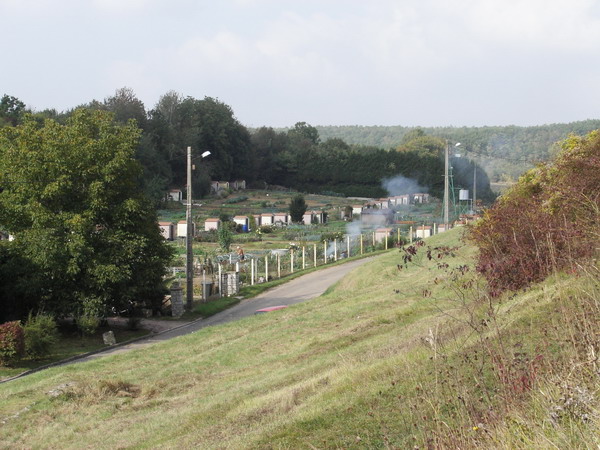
0 228 597 448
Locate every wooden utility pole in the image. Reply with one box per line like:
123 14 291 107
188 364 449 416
186 146 194 310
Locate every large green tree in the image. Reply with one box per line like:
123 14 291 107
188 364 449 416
0 109 173 319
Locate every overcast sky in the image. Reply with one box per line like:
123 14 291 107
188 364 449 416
2 0 599 128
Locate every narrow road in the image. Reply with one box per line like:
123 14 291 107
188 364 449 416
77 257 373 363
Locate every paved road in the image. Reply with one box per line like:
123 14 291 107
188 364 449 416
77 257 373 362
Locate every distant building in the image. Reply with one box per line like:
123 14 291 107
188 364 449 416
412 193 430 204
261 213 274 225
233 216 249 230
375 227 393 243
158 222 175 240
415 225 432 239
273 212 288 224
231 180 246 190
167 189 183 202
204 218 220 231
177 220 195 238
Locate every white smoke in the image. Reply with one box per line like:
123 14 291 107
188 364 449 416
382 176 427 196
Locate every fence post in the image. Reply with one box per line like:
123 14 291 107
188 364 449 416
409 226 413 243
372 231 375 247
385 234 388 250
360 234 364 255
334 239 337 261
277 253 281 278
265 255 268 282
302 246 305 269
251 258 255 285
314 244 317 267
347 235 350 257
397 228 401 244
291 249 294 273
323 241 327 264
218 264 222 297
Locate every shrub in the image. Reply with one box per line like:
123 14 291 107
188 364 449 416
24 312 58 357
0 321 25 365
78 314 100 337
468 130 600 295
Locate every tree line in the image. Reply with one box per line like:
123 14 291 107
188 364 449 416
1 89 495 204
311 121 600 182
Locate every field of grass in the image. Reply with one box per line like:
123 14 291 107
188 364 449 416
0 228 597 448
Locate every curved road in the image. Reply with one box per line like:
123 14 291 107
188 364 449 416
78 257 374 363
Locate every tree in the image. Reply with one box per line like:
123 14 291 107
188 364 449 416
0 94 27 127
289 194 308 223
217 222 234 252
0 109 173 318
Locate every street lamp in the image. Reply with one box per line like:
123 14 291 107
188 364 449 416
444 142 460 227
186 147 211 311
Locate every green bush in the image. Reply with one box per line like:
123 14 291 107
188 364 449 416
78 314 100 337
0 321 25 366
24 312 58 357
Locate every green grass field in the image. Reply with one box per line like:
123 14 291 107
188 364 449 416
0 228 597 448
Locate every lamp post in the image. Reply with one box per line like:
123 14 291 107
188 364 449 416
186 147 211 311
444 142 460 227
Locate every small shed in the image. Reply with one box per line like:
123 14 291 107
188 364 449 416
261 213 274 225
158 221 175 240
352 205 363 216
167 189 183 202
233 216 249 231
413 193 430 204
415 225 432 239
177 220 195 238
232 180 246 190
302 212 314 225
375 227 393 243
376 198 390 209
204 218 220 231
273 212 288 224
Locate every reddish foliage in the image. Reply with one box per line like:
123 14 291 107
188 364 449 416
468 131 600 295
0 320 25 365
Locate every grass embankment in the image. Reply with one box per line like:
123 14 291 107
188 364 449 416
0 327 149 382
0 228 597 448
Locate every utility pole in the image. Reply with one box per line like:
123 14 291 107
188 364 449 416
186 146 193 311
444 140 449 227
473 165 477 214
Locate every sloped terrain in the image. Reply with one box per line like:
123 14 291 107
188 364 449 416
0 228 598 448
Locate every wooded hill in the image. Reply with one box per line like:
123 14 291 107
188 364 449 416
312 120 600 182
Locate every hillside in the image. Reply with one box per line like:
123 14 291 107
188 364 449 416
0 228 597 448
315 120 600 182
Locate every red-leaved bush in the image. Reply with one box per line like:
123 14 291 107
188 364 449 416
468 130 600 295
0 320 25 365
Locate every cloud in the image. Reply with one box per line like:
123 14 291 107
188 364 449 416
92 0 154 14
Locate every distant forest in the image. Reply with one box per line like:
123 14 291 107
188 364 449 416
4 89 591 204
311 121 600 182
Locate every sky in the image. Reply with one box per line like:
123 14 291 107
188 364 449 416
1 0 600 128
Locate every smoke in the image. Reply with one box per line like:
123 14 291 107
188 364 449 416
382 176 427 196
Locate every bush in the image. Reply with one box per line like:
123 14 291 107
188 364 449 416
24 312 58 357
78 314 100 337
468 130 600 295
0 321 25 365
